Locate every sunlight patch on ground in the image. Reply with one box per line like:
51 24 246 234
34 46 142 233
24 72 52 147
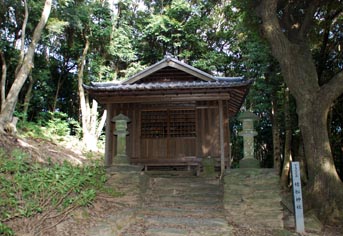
17 138 36 149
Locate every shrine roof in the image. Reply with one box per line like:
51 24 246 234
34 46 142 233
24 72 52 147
83 55 253 116
84 77 251 92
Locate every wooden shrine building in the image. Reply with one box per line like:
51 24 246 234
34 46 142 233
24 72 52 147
84 55 252 173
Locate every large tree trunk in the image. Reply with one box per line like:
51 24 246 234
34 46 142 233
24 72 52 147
257 0 343 220
0 0 52 128
280 87 292 188
298 99 343 220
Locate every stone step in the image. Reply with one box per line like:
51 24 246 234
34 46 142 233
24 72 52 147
121 217 231 236
147 186 221 194
146 190 220 198
145 227 189 236
138 208 226 220
145 190 222 197
143 214 228 226
155 177 219 183
144 201 223 210
149 184 220 190
144 195 222 204
121 215 231 236
144 224 231 236
149 177 220 185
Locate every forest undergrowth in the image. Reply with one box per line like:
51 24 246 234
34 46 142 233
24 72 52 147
0 120 114 236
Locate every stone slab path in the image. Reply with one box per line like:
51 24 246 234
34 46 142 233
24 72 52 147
121 173 232 236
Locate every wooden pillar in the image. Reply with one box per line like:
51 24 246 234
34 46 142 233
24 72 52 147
105 103 114 166
219 100 225 177
227 117 232 169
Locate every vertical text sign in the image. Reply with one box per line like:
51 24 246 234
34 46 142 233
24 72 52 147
291 162 305 233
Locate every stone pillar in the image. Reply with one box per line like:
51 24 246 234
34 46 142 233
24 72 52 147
238 111 259 168
112 113 130 164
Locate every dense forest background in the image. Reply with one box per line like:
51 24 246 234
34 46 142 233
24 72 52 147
0 0 343 222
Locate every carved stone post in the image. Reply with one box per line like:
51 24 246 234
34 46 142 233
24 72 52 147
112 113 130 164
238 111 259 168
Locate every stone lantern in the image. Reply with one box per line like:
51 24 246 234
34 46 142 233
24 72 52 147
238 111 259 168
112 113 130 164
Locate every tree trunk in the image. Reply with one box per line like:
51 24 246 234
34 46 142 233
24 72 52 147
15 0 29 76
77 37 92 148
22 74 36 120
257 0 343 220
96 109 107 139
0 50 7 110
77 37 105 151
52 74 64 112
0 0 52 127
281 87 292 188
271 92 281 173
298 99 343 221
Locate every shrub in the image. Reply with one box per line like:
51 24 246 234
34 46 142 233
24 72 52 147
17 111 81 141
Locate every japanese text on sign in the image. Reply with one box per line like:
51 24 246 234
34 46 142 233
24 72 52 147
291 162 305 233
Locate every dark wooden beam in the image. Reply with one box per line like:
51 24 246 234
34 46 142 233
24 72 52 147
95 93 231 104
104 103 113 166
219 100 225 178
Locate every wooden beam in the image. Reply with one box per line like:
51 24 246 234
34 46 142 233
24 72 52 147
94 93 231 104
227 114 232 169
104 103 113 166
219 100 225 178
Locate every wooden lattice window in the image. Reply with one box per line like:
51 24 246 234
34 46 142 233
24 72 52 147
169 110 196 137
141 111 168 138
141 109 196 138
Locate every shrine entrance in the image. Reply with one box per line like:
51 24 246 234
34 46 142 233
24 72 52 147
140 108 196 160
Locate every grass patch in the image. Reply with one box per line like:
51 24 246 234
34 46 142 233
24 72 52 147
0 148 108 235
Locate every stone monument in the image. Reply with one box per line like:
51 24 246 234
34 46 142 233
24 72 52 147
112 113 130 164
238 111 259 168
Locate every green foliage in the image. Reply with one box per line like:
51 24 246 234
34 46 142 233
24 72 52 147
47 18 70 35
18 111 81 140
38 111 72 136
0 148 107 233
0 222 14 236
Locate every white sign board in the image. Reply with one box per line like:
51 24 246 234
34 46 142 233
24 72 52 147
291 162 305 233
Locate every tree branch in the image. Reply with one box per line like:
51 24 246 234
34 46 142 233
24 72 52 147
299 1 319 39
257 0 290 59
15 0 29 76
320 70 343 107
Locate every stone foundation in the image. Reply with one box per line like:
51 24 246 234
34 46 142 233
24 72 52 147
224 168 284 229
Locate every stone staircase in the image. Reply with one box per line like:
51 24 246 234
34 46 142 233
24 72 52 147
121 172 232 236
87 169 286 236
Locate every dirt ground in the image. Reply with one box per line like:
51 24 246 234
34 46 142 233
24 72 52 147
2 134 343 236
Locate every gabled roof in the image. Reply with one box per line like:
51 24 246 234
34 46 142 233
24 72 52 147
122 54 215 84
84 55 253 116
